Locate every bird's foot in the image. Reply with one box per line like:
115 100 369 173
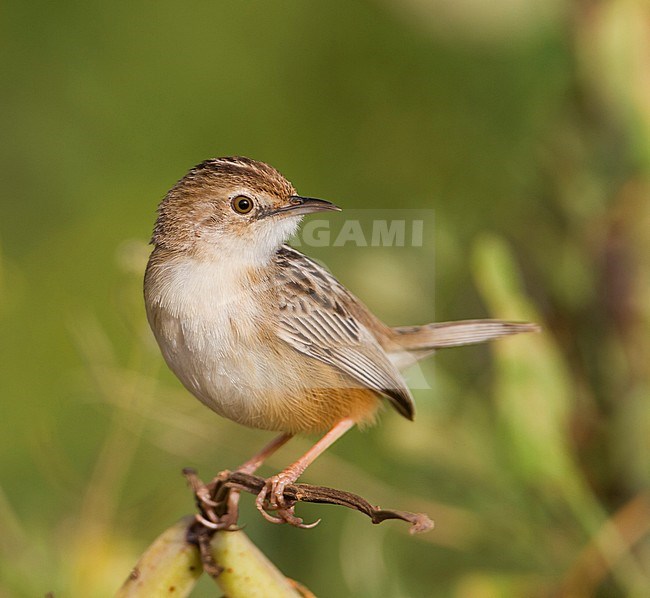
255 473 320 529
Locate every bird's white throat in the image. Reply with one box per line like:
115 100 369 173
201 214 302 270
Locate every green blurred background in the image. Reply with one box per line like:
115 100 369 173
1 1 649 596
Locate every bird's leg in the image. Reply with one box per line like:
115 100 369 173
237 432 294 475
256 418 355 528
202 432 294 529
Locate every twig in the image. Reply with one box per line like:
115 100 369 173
183 468 434 540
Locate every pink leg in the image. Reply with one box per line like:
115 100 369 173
255 418 355 527
237 432 293 474
222 432 294 526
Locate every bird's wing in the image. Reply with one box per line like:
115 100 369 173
272 245 414 420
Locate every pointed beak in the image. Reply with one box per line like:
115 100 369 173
268 195 341 218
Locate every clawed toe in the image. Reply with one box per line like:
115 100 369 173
257 500 320 529
255 475 320 529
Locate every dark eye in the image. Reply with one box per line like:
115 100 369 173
231 195 254 214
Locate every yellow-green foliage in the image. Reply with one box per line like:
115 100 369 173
1 1 649 596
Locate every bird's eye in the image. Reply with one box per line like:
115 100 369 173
231 196 254 214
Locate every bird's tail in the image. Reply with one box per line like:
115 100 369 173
391 319 540 352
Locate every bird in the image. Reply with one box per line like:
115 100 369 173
144 156 538 527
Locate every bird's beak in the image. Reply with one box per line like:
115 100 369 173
268 195 341 218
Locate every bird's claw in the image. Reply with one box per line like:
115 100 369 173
255 474 320 529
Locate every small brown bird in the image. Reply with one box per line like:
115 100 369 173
144 157 537 527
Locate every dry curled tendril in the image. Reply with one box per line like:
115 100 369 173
183 467 433 576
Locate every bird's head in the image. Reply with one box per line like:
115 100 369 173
152 156 340 263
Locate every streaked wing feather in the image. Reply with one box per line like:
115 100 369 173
274 246 414 420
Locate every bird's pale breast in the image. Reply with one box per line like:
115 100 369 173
144 253 380 433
